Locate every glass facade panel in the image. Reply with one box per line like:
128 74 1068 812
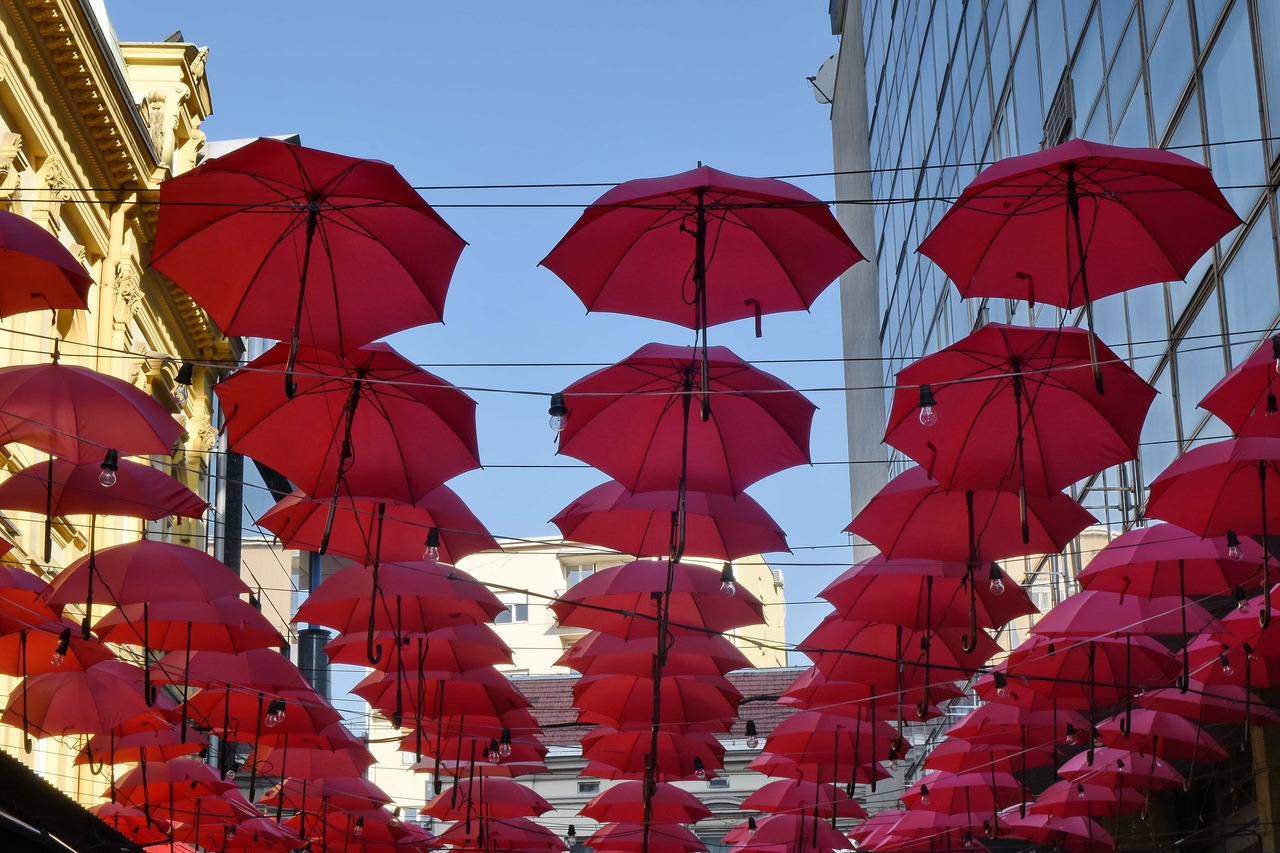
1201 3 1264 215
1221 218 1280 364
1147 0 1193 138
1259 0 1280 145
1175 291 1226 434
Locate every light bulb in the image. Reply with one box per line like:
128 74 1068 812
225 826 236 842
720 563 736 597
1064 724 1079 747
745 721 759 749
1235 587 1251 613
993 672 1010 698
917 384 938 427
488 739 501 764
1268 393 1278 418
919 784 930 805
1220 651 1234 676
49 651 64 667
499 742 512 758
548 393 569 434
963 832 974 850
988 564 1006 596
1135 684 1147 697
172 384 189 407
747 817 757 833
354 818 364 837
265 714 279 729
1271 336 1280 374
224 769 236 781
1076 783 1087 801
424 528 441 563
1226 530 1243 561
98 449 119 488
693 757 706 780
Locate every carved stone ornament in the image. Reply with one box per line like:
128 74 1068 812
31 156 72 233
113 261 141 323
0 133 26 211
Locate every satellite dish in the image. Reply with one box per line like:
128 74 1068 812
808 54 837 105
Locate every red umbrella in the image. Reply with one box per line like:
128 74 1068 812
550 559 765 637
778 667 961 719
745 752 891 785
2 660 174 746
1030 589 1221 639
730 814 852 853
423 777 552 820
1145 436 1280 622
244 734 377 781
918 139 1239 387
0 456 207 519
947 702 1089 750
762 711 900 770
259 486 497 565
87 803 170 845
800 615 1003 686
555 342 815 495
1058 746 1185 790
0 208 91 315
108 757 235 806
585 822 705 853
884 324 1154 511
1137 679 1280 726
1093 707 1228 764
580 780 712 824
1078 522 1264 598
922 739 1048 774
44 539 250 610
848 467 1095 564
0 620 114 677
174 817 301 853
0 362 182 463
550 479 788 560
1002 812 1115 853
441 816 566 852
541 164 862 331
581 728 725 780
258 776 392 812
555 631 750 677
1029 780 1146 818
152 648 311 692
819 554 1036 630
324 623 512 671
1005 634 1181 707
740 778 868 820
901 770 1023 814
216 342 480 507
573 672 741 731
77 725 206 766
152 137 465 387
351 665 531 724
93 596 286 652
1199 334 1280 436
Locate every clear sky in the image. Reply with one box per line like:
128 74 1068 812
105 3 857 654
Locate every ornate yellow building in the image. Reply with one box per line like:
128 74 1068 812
0 1 239 841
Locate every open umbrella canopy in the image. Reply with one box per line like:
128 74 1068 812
0 457 207 520
259 487 497 565
740 778 868 820
0 620 115 676
884 324 1154 495
108 757 236 806
1199 334 1280 436
324 623 513 671
585 822 705 853
44 539 250 608
1005 634 1181 704
1094 707 1228 764
1002 812 1115 853
581 779 712 824
1137 679 1280 725
3 660 175 738
555 342 815 495
152 648 311 692
76 725 206 766
923 738 1053 773
152 136 466 354
1145 437 1280 536
555 630 750 677
1077 522 1265 597
901 770 1024 814
0 362 182 463
761 711 901 768
540 164 862 329
1058 746 1186 789
947 702 1089 750
86 803 171 846
917 139 1240 308
257 776 393 812
93 597 286 653
1030 780 1147 818
423 777 552 820
799 615 1003 686
848 466 1095 563
351 665 531 720
1029 590 1222 638
778 667 961 719
573 672 742 731
734 814 853 853
581 728 725 780
551 559 765 637
0 208 92 316
550 479 788 560
216 342 480 505
819 554 1036 630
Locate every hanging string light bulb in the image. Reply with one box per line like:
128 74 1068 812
50 627 70 667
423 527 441 562
172 362 195 406
1226 530 1243 561
548 393 568 433
988 562 1006 595
744 720 758 749
1234 586 1250 613
719 563 736 597
98 449 119 488
693 757 706 780
917 384 938 426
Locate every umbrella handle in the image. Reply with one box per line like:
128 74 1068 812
961 575 978 654
366 630 383 665
86 746 105 776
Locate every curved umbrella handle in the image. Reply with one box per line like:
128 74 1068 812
365 628 383 666
961 580 979 654
86 746 105 777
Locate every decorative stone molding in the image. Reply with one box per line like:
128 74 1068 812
113 259 142 323
188 412 216 453
0 133 27 211
30 155 71 233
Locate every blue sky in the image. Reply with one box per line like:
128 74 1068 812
106 3 856 652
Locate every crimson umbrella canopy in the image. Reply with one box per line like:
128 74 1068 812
1029 590 1222 639
820 554 1036 631
245 736 378 781
550 479 789 560
1094 707 1228 764
555 342 815 496
551 558 765 637
573 671 742 732
1002 812 1116 853
902 770 1024 814
848 466 1094 563
151 137 465 356
108 758 236 806
917 139 1239 377
1030 780 1146 818
541 165 862 329
1077 522 1265 598
0 619 115 676
778 667 962 720
324 623 513 671
581 728 726 780
151 648 311 692
86 803 171 846
1200 334 1280 436
441 815 568 852
761 711 901 768
585 822 706 853
555 630 751 677
731 814 853 853
76 725 206 766
350 665 531 721
1137 679 1280 726
93 596 287 652
885 324 1154 500
174 817 301 853
216 342 480 506
2 659 176 742
423 777 553 820
258 776 393 812
0 362 182 463
581 780 713 824
1005 634 1181 706
0 457 208 519
1057 746 1186 790
947 702 1090 750
0 208 92 316
923 739 1053 774
741 778 868 820
44 539 250 608
259 487 497 565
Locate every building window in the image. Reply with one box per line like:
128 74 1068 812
565 563 597 588
494 595 529 624
707 777 730 789
577 780 601 795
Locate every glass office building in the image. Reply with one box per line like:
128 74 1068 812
830 0 1280 582
825 0 1280 833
